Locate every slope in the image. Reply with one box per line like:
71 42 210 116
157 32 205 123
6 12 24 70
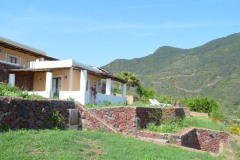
102 33 240 116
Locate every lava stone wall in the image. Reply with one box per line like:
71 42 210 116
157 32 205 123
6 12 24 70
195 128 229 152
136 107 185 128
181 128 229 153
79 106 185 134
0 96 75 129
181 128 201 150
82 107 136 134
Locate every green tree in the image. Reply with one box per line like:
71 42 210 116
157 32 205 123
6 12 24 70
136 85 156 98
116 71 140 90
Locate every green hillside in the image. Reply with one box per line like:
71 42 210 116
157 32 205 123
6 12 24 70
103 33 240 116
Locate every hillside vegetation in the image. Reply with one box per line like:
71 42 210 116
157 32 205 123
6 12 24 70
103 33 240 116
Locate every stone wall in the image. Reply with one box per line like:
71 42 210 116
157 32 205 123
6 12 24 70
77 106 185 134
140 128 229 153
181 128 201 150
0 96 75 129
181 128 229 153
194 128 229 152
136 107 185 128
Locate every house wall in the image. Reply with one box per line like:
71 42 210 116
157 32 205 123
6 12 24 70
72 69 80 91
33 72 46 91
0 46 38 67
52 69 69 91
88 74 102 93
0 50 6 60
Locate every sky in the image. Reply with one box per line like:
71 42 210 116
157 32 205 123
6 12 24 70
0 0 240 67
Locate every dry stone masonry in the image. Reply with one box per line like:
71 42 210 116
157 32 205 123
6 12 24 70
0 97 229 154
0 96 75 129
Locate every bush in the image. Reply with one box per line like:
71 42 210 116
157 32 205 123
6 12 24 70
122 100 128 106
185 97 220 114
67 97 75 101
136 85 156 99
209 106 226 122
48 110 65 129
146 117 184 133
229 124 240 135
103 100 111 106
0 82 43 99
86 103 94 108
158 95 175 104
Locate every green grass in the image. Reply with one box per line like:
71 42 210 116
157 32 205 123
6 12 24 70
146 116 225 133
0 82 43 99
0 129 223 160
182 116 225 130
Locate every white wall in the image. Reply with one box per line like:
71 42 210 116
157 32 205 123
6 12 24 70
28 91 52 98
30 59 73 69
96 93 126 105
59 91 126 105
59 91 83 103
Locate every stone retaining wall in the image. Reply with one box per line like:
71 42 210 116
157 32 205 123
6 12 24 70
0 96 75 129
181 128 229 153
78 106 185 134
139 128 229 153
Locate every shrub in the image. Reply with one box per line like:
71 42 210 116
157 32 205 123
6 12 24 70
146 117 184 133
103 100 111 106
148 109 163 125
122 100 128 106
209 106 226 122
67 97 75 101
158 95 175 104
136 85 156 99
86 103 94 108
0 82 43 99
185 97 220 114
229 124 240 135
48 110 65 129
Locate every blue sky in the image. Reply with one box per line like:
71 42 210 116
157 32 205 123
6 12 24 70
1 0 240 66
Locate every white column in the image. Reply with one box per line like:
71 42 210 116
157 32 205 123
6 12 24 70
80 70 87 105
106 78 112 95
80 70 87 92
45 72 53 92
122 83 127 97
9 74 15 86
69 67 73 91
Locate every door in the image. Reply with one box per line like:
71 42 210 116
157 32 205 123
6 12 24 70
52 77 61 98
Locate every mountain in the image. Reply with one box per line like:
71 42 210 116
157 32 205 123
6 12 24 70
102 33 240 116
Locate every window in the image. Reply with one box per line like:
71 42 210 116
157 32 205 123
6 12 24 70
8 55 18 64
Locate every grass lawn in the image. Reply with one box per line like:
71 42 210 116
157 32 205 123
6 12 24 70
0 129 224 160
146 116 225 133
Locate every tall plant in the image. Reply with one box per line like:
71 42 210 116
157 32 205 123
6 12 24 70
116 71 140 90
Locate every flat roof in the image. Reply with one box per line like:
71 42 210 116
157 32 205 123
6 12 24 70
9 66 126 83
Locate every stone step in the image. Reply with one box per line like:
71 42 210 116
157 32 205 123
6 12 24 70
143 137 169 143
67 124 80 130
154 138 169 143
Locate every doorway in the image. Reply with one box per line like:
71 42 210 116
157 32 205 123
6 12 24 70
52 77 62 98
